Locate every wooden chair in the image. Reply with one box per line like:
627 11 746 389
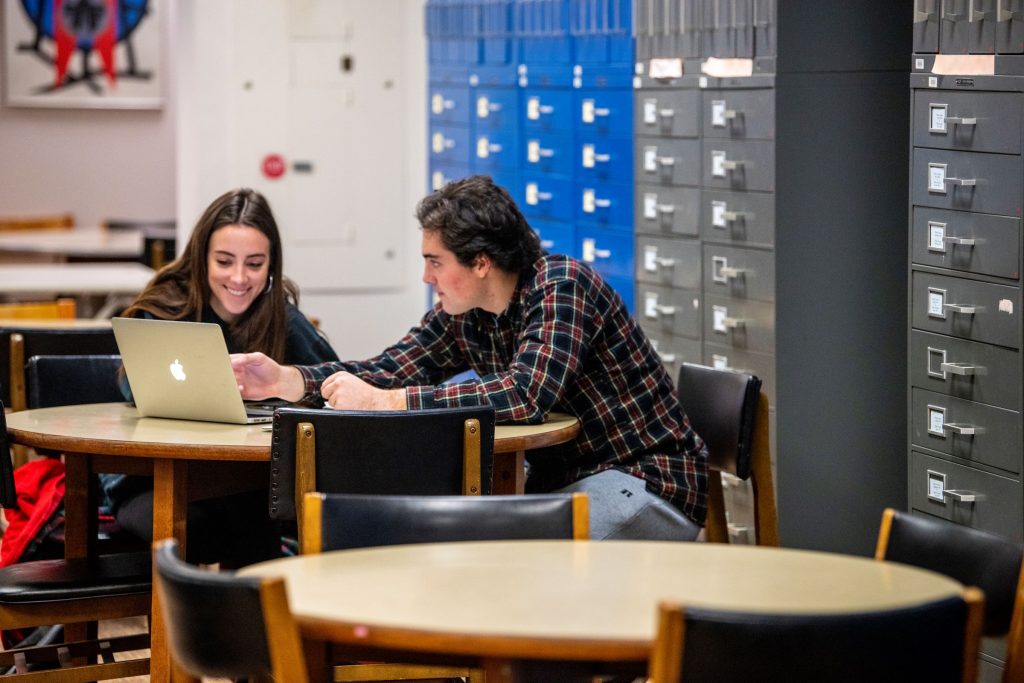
153 538 307 683
25 354 124 410
0 214 74 231
5 326 118 411
676 362 778 546
876 508 1024 683
0 299 76 320
303 492 587 683
0 402 152 680
270 405 496 547
648 589 985 683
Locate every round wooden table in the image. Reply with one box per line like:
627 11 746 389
240 540 964 682
5 403 580 683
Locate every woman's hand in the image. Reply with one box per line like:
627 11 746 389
230 352 305 402
320 370 407 410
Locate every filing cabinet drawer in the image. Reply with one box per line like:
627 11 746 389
912 271 1021 348
938 0 996 54
910 450 1021 542
522 132 574 177
429 124 472 166
702 139 776 192
429 88 471 125
703 294 775 354
634 90 701 138
913 90 1022 154
646 333 703 385
521 89 574 133
700 190 775 248
532 219 574 257
520 175 574 223
635 185 700 238
474 88 519 132
912 387 1021 475
575 135 633 183
912 207 1021 279
701 89 775 140
578 226 634 282
997 0 1024 53
703 245 775 303
575 180 634 227
636 236 701 289
910 330 1020 410
474 131 518 172
912 148 1023 217
574 89 633 138
638 285 702 340
703 342 776 404
913 0 939 52
635 137 702 187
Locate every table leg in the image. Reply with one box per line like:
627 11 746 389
62 453 98 646
492 450 526 495
150 459 188 683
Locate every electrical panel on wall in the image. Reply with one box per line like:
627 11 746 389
229 0 407 292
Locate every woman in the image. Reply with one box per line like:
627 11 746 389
102 188 339 566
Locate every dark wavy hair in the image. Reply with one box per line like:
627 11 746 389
121 188 298 362
415 175 542 273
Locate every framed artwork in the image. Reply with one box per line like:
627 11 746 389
3 0 162 109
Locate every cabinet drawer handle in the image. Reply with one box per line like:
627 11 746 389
945 116 978 126
944 236 976 247
943 422 983 436
722 316 746 329
653 304 676 316
719 266 746 280
722 210 752 223
657 156 676 167
656 204 676 215
940 362 978 376
658 108 676 118
658 351 677 363
943 303 977 315
653 257 677 268
943 489 978 503
944 176 977 187
722 159 747 171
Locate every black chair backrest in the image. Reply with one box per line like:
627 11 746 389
655 594 980 683
0 404 16 509
26 354 124 409
312 493 585 552
154 539 277 680
677 362 760 479
879 509 1024 636
1 327 118 406
269 406 496 520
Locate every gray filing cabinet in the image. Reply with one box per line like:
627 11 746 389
634 1 912 553
909 66 1024 681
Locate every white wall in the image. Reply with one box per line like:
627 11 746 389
176 0 428 359
0 0 176 227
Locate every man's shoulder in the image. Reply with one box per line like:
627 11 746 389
531 254 596 286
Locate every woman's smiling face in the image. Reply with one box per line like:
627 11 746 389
206 224 271 322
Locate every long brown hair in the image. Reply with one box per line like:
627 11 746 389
122 188 298 362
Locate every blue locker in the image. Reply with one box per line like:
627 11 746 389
573 89 633 138
522 130 574 177
474 88 519 132
577 226 635 310
429 86 472 126
428 162 472 192
575 179 633 227
515 0 574 87
487 167 520 201
474 129 519 173
520 174 575 222
575 134 633 184
531 218 575 256
429 124 473 167
521 89 574 133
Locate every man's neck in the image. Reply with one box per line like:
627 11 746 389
479 268 520 315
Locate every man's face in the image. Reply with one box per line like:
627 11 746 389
421 230 484 315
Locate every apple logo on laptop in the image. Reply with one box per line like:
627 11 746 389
169 359 187 382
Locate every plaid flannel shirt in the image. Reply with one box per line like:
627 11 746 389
297 255 708 524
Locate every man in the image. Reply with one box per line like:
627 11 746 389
232 175 707 539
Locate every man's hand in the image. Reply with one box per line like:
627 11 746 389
321 371 407 410
230 352 305 402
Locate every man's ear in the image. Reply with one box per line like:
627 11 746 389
473 253 492 277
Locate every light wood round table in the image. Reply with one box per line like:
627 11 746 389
5 403 580 683
240 539 964 683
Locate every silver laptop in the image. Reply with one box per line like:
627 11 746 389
111 317 277 424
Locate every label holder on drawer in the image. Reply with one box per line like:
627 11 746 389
927 469 946 502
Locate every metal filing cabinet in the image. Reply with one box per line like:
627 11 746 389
635 2 911 556
910 60 1024 679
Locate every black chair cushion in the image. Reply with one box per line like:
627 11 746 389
0 552 151 602
0 328 118 406
677 363 761 479
319 493 577 551
680 596 969 683
885 510 1024 635
270 406 496 520
26 354 124 409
